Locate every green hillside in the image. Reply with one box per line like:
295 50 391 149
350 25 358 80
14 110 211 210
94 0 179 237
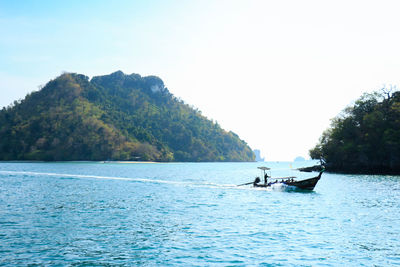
310 90 400 174
0 71 255 162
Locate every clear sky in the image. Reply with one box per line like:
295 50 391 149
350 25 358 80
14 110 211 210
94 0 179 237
1 0 400 161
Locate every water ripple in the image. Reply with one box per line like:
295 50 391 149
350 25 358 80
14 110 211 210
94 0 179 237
1 162 400 266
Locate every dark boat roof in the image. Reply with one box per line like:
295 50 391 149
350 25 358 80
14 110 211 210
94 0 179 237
257 167 270 170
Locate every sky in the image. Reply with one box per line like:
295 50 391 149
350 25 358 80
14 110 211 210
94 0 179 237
1 0 400 161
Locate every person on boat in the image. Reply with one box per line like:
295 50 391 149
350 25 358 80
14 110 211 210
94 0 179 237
264 173 269 185
253 177 260 186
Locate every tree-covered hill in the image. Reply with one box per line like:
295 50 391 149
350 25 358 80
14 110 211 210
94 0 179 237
0 71 255 162
310 89 400 174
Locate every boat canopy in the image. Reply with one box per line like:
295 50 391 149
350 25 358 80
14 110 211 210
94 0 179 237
257 167 270 171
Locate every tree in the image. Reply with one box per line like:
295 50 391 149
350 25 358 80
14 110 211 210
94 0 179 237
310 88 400 174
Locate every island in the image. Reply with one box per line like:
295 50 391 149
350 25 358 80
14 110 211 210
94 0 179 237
253 149 265 162
0 71 255 162
310 89 400 174
294 156 305 162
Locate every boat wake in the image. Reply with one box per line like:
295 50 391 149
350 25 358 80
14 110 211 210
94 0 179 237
251 182 298 192
0 171 306 192
0 171 240 190
269 183 299 192
0 170 191 184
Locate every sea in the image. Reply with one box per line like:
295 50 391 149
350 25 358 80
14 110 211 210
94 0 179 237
0 161 399 266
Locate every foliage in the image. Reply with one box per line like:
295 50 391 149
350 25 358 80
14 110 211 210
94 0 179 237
0 71 255 162
310 89 400 173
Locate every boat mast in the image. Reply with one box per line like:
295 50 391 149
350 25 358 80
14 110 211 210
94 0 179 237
257 166 270 185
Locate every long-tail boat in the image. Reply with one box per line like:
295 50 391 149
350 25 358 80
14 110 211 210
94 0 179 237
238 166 323 191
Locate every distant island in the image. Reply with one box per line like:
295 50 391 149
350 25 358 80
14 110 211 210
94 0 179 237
0 71 255 162
310 89 400 174
253 149 265 162
294 156 305 162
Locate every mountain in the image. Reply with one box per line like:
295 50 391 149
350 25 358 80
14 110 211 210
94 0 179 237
310 90 400 174
0 71 255 162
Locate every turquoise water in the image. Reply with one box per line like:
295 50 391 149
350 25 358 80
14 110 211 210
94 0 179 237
0 162 399 266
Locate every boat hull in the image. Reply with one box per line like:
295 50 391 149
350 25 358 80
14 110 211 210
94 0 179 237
284 175 321 190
